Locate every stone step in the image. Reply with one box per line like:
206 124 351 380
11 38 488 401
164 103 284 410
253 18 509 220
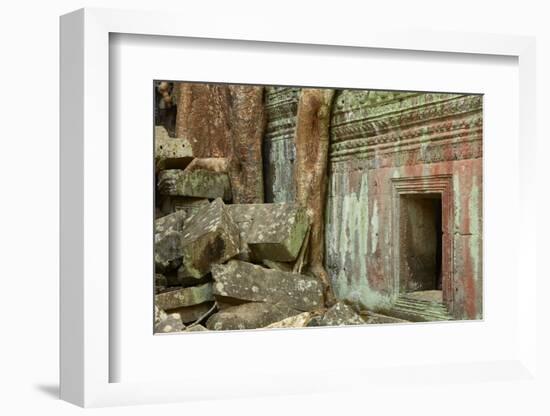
393 301 449 315
394 305 449 315
387 294 453 322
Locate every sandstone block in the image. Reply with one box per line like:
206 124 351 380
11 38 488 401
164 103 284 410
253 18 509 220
320 302 365 326
155 283 214 310
206 302 300 330
154 305 167 326
158 168 232 201
154 210 189 272
212 260 323 311
154 312 186 333
227 203 309 262
155 127 194 172
178 198 240 279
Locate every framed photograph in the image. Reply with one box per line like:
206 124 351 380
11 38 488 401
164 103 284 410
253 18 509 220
60 8 538 408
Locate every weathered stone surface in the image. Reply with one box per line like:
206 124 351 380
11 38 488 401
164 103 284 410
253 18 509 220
227 203 309 262
263 87 300 203
178 198 240 279
155 312 186 333
155 126 194 172
265 312 316 328
155 230 184 273
158 169 232 202
186 324 208 332
158 196 209 218
174 270 212 288
154 210 189 272
154 305 167 326
212 260 323 311
364 311 409 325
155 210 188 235
262 259 293 272
226 204 267 261
206 302 300 330
166 301 215 324
320 302 365 326
326 92 483 320
155 283 214 310
155 273 167 293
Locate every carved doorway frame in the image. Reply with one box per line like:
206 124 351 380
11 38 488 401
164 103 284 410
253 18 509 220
391 175 454 313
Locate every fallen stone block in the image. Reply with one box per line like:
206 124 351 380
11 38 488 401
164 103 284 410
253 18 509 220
155 229 184 273
154 305 168 326
178 198 240 279
320 302 365 326
265 312 317 329
226 204 265 261
155 210 187 235
155 283 214 310
158 168 232 201
155 127 194 172
166 301 215 324
212 260 323 311
206 302 300 330
155 312 186 333
245 205 308 262
227 203 309 262
154 210 190 272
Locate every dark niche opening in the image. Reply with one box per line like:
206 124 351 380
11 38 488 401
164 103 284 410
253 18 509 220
399 193 443 293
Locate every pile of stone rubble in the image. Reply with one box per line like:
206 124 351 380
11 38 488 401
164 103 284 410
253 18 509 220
153 127 367 333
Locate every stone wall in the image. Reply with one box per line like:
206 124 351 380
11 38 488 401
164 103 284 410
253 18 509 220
262 87 300 203
263 89 483 320
325 91 483 320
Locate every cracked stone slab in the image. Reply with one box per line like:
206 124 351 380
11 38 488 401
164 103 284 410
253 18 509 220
206 302 300 330
227 203 309 262
155 126 194 172
155 283 214 310
158 168 232 201
178 198 240 279
211 260 323 311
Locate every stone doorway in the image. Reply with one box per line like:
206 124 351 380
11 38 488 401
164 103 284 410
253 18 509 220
391 175 454 316
399 194 442 293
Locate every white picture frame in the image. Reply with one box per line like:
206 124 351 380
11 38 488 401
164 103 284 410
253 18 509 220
60 8 538 408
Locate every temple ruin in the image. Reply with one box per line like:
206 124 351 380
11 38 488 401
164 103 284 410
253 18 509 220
154 82 482 333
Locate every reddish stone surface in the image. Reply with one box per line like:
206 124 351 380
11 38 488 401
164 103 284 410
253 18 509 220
325 92 482 320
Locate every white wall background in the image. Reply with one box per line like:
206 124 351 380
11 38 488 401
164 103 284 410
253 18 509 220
0 0 548 414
